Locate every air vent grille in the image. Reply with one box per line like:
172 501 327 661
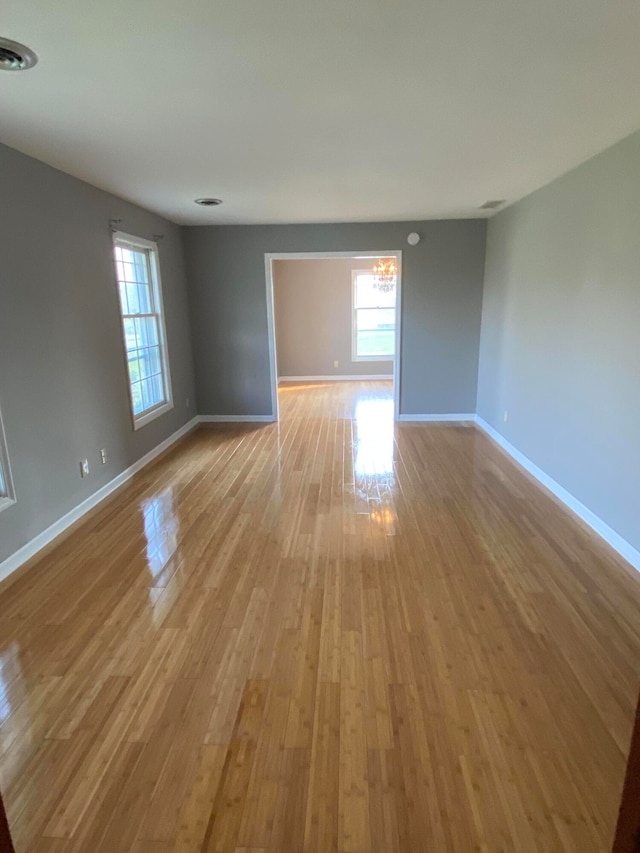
0 38 38 70
479 199 506 210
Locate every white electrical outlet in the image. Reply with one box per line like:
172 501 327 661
100 448 107 465
333 360 339 368
503 410 509 423
80 459 90 478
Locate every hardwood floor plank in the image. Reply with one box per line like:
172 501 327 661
284 588 323 750
303 681 340 853
235 685 290 849
339 630 370 853
367 749 400 853
269 747 310 853
201 680 267 853
173 745 228 853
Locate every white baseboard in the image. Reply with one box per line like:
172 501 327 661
0 417 199 586
397 413 476 423
279 375 392 382
198 414 276 424
474 416 640 573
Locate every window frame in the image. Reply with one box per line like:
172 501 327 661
0 400 16 514
351 269 396 362
112 231 174 431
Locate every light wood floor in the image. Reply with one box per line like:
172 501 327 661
1 380 639 852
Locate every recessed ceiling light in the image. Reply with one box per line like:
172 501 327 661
195 198 223 207
0 37 38 71
479 199 506 210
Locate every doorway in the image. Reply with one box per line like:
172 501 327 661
264 251 402 422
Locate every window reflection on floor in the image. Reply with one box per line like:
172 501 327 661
0 643 20 728
353 396 397 532
142 488 179 578
354 397 394 477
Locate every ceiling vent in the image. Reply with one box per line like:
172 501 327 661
479 199 506 210
0 37 38 71
195 198 223 206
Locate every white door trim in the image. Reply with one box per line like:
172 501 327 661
264 250 403 421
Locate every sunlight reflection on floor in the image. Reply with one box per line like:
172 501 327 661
354 397 395 477
353 395 397 533
142 488 179 578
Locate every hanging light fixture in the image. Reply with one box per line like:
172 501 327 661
371 257 397 292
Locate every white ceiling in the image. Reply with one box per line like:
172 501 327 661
2 0 640 225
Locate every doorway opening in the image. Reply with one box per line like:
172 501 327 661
264 251 402 422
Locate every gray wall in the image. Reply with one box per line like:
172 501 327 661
184 220 486 416
0 142 197 566
477 130 640 554
273 258 394 378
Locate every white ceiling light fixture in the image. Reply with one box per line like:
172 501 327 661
479 200 506 210
195 198 223 206
407 232 420 246
0 37 38 70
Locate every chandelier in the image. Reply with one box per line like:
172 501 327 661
372 257 397 292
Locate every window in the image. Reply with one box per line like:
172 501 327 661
112 232 173 429
0 403 16 513
352 270 396 360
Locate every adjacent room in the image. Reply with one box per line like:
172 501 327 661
0 1 639 851
271 255 399 426
272 257 398 384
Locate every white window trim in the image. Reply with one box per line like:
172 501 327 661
351 269 396 362
0 401 16 514
112 231 174 431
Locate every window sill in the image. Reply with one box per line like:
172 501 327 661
353 356 395 363
0 496 17 515
133 400 174 431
